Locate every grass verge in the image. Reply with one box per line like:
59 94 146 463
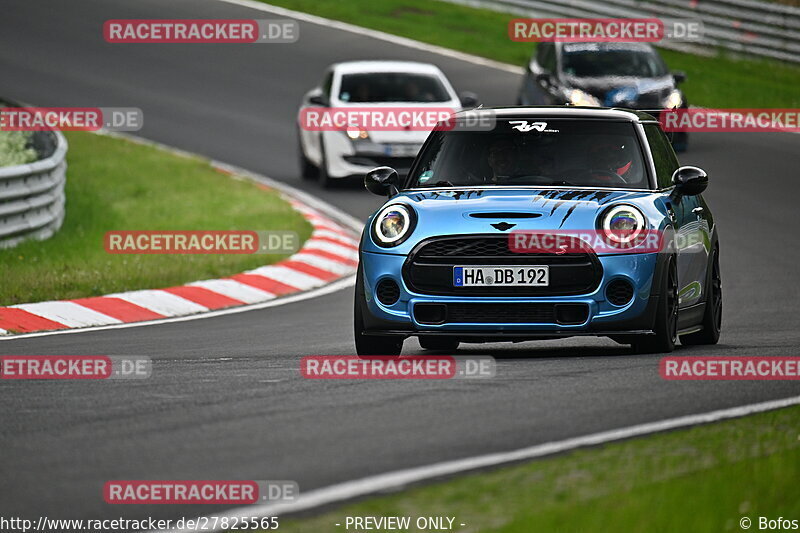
263 404 800 532
0 132 312 305
262 0 800 108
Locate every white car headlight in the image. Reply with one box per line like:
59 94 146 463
601 205 646 245
568 88 601 107
663 89 683 110
373 204 415 247
346 127 369 140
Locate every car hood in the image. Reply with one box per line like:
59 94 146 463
363 188 667 255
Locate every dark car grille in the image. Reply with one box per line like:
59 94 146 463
414 302 589 325
403 235 602 296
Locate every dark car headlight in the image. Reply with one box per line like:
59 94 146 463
372 204 416 247
599 204 646 245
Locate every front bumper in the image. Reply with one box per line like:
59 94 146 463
360 250 662 337
324 132 420 179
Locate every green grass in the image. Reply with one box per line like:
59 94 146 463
264 0 800 108
0 132 312 305
265 405 800 533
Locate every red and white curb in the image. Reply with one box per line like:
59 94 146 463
0 165 362 337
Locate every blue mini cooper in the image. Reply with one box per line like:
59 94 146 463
355 108 721 355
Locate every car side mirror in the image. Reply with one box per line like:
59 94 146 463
672 166 708 196
536 72 553 86
672 71 687 85
459 91 480 109
308 93 327 106
365 166 400 197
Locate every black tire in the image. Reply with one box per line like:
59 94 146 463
418 336 460 352
632 257 678 354
354 266 403 356
318 137 333 188
297 131 318 179
680 245 722 345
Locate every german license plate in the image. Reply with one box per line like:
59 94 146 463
383 143 420 157
453 266 549 287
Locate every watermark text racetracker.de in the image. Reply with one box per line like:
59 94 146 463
103 19 298 43
104 230 299 254
660 109 800 132
661 357 800 380
508 18 703 43
301 356 496 379
298 108 496 132
0 515 279 532
0 356 151 380
0 107 143 132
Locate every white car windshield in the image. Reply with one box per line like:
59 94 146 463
338 72 450 103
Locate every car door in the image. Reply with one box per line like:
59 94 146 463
299 69 333 166
644 124 709 308
523 43 561 104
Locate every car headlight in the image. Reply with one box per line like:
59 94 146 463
346 127 369 140
568 88 601 107
663 89 683 109
372 204 416 247
600 204 646 245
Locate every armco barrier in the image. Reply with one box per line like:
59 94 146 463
446 0 800 63
0 128 68 248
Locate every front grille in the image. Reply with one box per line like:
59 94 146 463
414 302 589 325
404 235 602 296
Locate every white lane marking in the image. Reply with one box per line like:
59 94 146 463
246 265 327 289
0 275 355 341
303 240 360 260
108 290 208 316
12 301 121 328
150 393 800 533
188 279 275 304
290 253 356 275
215 0 524 74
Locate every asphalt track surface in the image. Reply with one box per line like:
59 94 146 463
1 0 800 524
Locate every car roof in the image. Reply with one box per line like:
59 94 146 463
331 60 445 76
452 106 658 122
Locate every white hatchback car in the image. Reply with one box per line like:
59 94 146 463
297 60 477 187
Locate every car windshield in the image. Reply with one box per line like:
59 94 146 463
561 45 668 78
338 72 451 103
408 119 650 189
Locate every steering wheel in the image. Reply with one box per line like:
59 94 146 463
573 168 629 185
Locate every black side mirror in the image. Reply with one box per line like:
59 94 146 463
459 91 480 109
308 93 327 106
672 71 687 85
672 166 708 196
536 72 553 86
365 166 400 196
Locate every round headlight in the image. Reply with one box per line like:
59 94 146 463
373 204 415 246
601 205 645 244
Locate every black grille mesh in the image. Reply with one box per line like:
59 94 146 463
606 279 634 306
376 279 400 305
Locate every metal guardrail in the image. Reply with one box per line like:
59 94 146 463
446 0 800 63
0 119 68 249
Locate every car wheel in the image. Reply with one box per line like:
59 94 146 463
318 137 333 188
680 245 722 345
418 336 460 352
297 130 318 179
632 257 678 354
354 265 403 356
